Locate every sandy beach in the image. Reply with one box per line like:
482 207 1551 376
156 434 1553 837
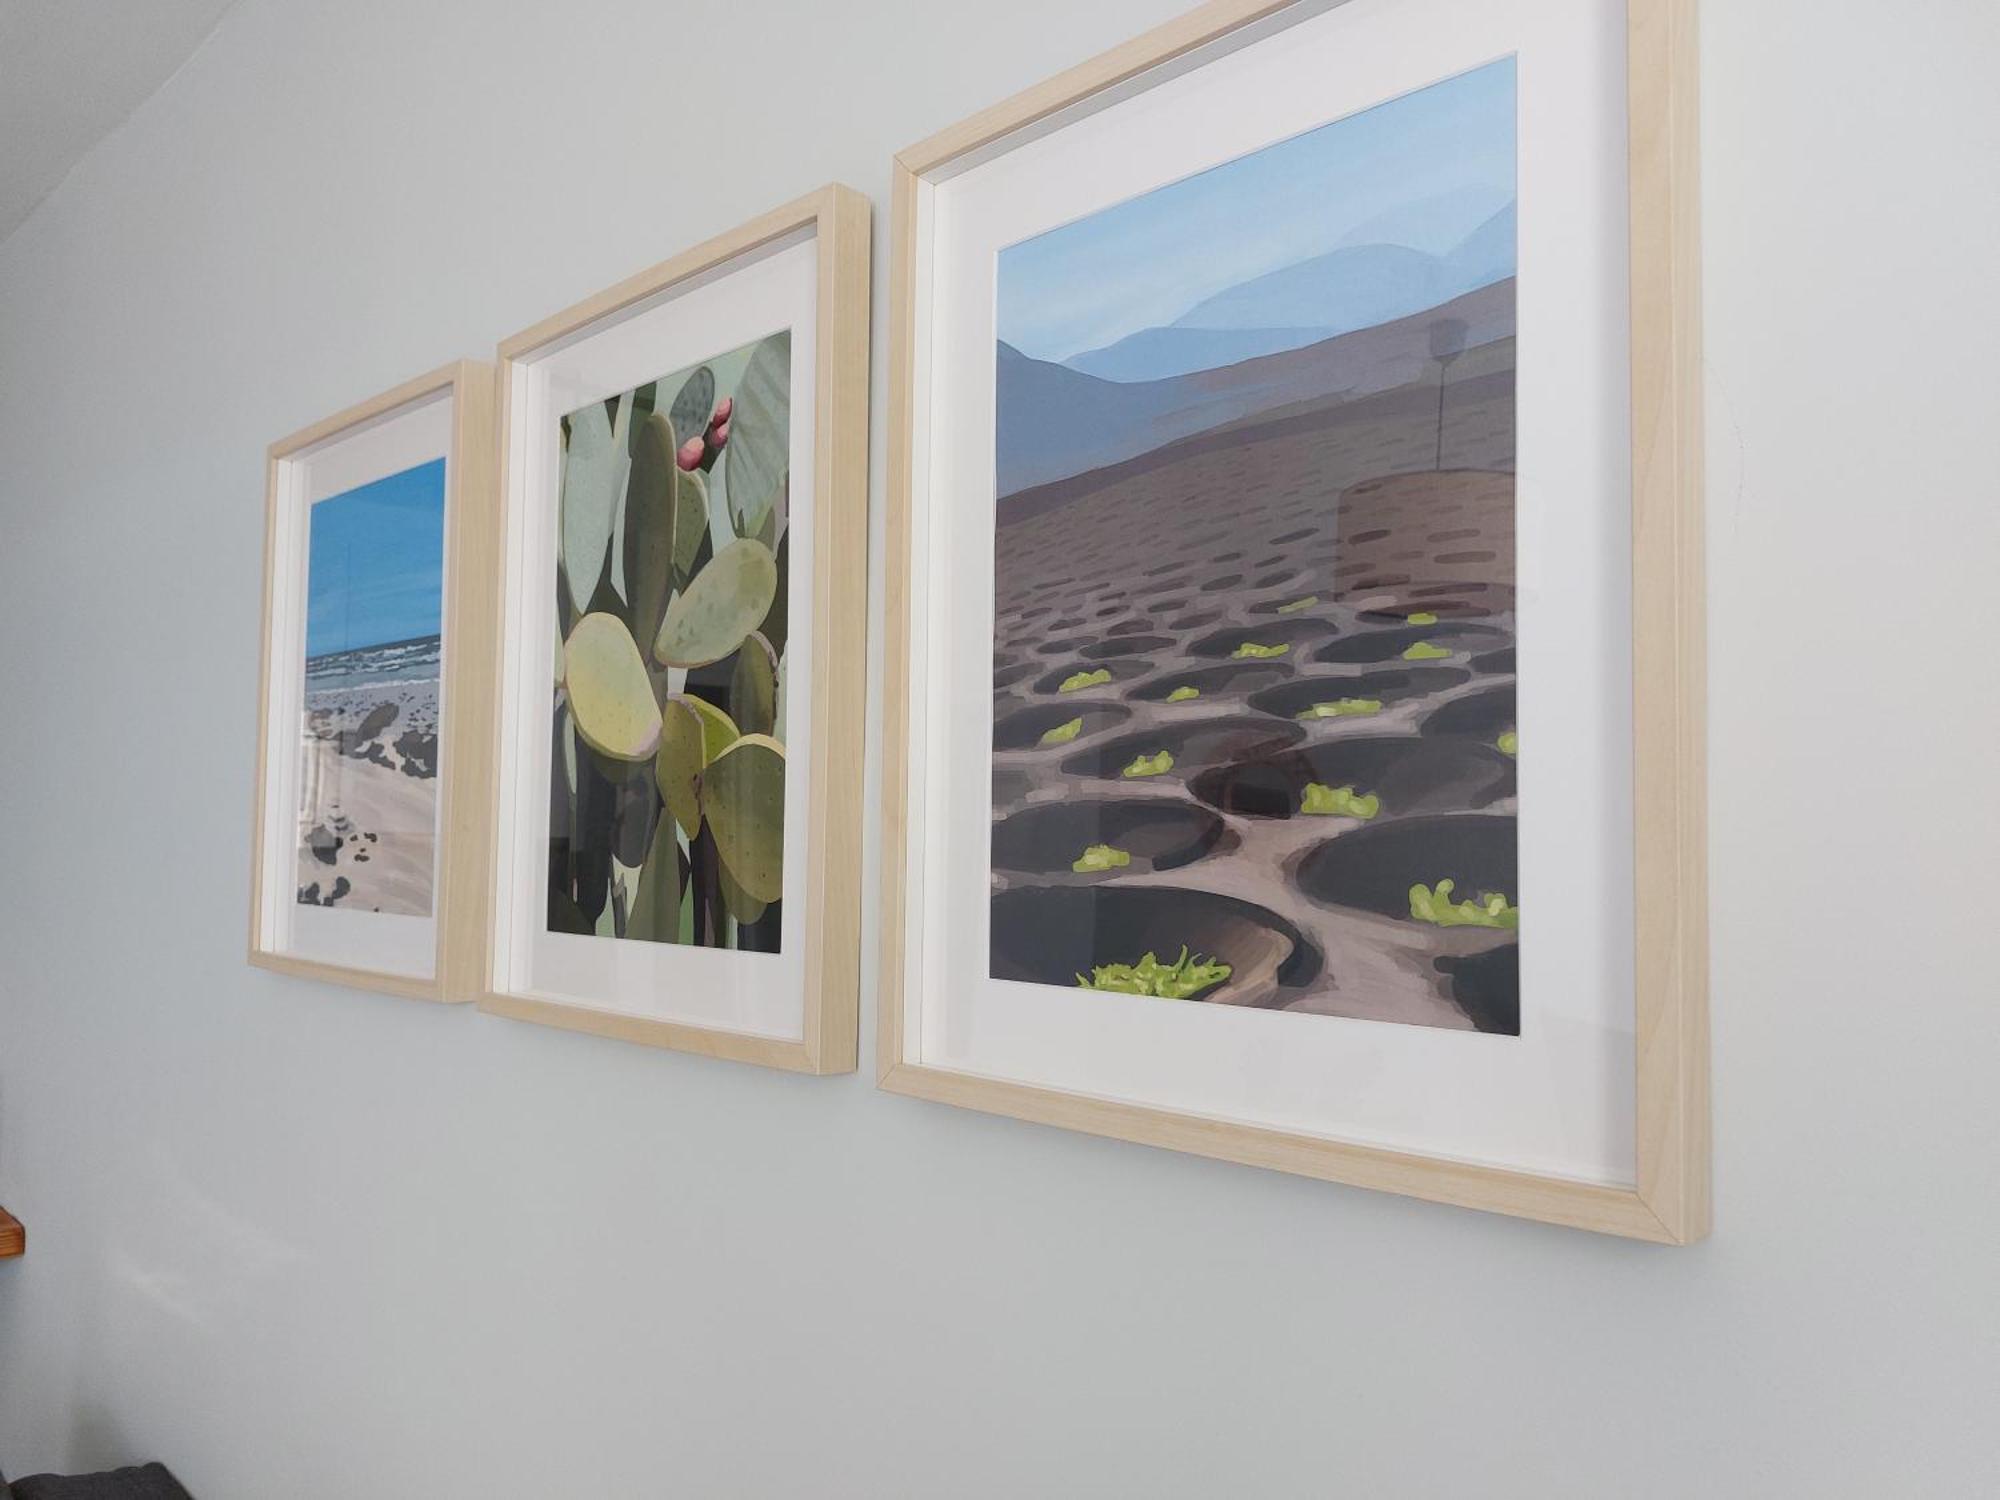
295 672 439 916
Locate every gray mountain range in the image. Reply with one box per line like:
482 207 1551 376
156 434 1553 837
997 276 1515 498
1063 202 1515 383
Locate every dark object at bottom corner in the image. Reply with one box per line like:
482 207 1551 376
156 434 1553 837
3 1462 194 1500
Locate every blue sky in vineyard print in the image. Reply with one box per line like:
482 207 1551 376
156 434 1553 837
997 57 1516 378
305 458 447 660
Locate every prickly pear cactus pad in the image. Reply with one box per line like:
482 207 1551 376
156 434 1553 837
548 332 792 951
987 59 1522 1034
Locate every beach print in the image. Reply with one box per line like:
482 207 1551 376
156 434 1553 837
297 458 447 915
548 332 791 951
988 60 1521 1033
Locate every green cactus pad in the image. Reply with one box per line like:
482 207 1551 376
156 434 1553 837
557 700 577 797
656 694 737 838
621 410 680 649
684 694 740 762
718 859 769 926
625 818 684 943
701 733 787 905
563 613 662 763
579 556 627 621
559 398 627 612
1039 716 1084 745
758 531 790 660
731 631 779 738
654 537 779 668
656 699 706 838
608 768 661 867
752 485 784 550
668 366 716 457
727 331 791 537
672 468 711 584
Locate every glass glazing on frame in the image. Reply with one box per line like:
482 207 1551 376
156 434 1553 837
297 458 448 916
988 59 1520 1033
549 332 793 952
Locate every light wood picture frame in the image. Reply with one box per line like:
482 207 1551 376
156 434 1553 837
249 359 500 1004
476 185 871 1074
877 0 1708 1240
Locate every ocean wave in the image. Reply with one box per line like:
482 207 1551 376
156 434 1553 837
305 675 441 701
305 635 443 692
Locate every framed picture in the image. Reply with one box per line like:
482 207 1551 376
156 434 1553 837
879 0 1708 1239
478 186 870 1073
249 360 498 1002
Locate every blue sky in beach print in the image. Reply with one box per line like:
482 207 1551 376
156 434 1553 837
305 458 446 660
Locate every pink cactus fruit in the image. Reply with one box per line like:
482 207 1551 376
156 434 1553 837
702 398 732 460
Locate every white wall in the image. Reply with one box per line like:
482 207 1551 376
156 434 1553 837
1 1 1995 1494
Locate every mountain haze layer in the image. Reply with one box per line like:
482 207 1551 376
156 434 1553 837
1063 203 1516 384
998 276 1515 497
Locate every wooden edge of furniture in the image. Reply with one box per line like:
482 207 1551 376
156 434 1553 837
801 184 874 1074
879 1060 1680 1241
480 990 826 1074
895 0 1302 179
1626 0 1711 1244
477 183 872 1075
247 358 497 1006
437 360 503 1003
0 1205 23 1259
874 0 1709 1242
